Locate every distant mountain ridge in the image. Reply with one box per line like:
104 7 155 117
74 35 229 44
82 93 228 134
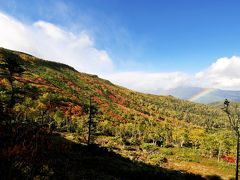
160 86 240 104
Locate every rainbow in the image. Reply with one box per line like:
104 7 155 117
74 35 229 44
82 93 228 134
188 88 217 102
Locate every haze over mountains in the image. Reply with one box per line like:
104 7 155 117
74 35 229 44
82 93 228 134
160 86 240 104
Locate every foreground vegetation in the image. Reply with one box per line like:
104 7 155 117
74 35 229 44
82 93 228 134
0 47 237 179
0 123 209 179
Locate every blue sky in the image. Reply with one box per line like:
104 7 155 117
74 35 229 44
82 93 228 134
1 0 240 92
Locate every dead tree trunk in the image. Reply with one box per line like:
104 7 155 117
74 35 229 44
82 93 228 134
87 96 92 145
223 99 239 180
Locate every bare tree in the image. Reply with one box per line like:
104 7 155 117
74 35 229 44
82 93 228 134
87 96 93 145
87 96 98 145
223 99 239 180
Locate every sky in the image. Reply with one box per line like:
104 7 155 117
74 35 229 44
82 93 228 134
1 0 240 93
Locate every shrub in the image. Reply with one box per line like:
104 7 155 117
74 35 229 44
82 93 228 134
160 147 174 156
176 148 201 163
148 153 167 165
140 143 159 152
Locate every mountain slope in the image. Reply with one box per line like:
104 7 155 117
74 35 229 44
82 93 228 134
0 46 229 128
0 47 237 179
0 47 228 128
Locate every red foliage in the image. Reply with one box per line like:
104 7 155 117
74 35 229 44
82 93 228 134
139 112 149 119
108 94 124 105
0 123 72 161
67 81 73 86
96 89 105 96
32 77 47 84
64 104 85 118
222 155 236 164
108 110 126 123
71 105 83 116
92 96 103 105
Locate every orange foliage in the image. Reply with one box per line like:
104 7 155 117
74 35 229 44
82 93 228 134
108 110 126 123
96 89 105 96
92 96 103 105
71 105 83 116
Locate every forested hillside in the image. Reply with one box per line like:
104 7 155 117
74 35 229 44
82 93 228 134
0 48 228 128
0 48 236 179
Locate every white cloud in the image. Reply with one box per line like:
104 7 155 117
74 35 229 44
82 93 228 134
0 12 113 75
103 71 189 93
104 56 240 93
195 56 240 90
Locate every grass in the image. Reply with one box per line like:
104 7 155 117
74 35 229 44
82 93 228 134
94 137 236 179
158 147 236 179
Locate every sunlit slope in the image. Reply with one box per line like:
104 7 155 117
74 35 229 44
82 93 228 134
0 47 227 128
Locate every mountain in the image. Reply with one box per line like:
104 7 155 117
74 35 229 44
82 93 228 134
160 86 240 104
0 47 228 128
0 47 236 179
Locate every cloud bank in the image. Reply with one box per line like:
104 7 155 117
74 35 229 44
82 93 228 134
104 56 240 92
0 11 240 92
0 12 113 75
104 72 189 93
195 56 240 90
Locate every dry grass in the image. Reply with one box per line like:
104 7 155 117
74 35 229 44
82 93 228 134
164 157 235 180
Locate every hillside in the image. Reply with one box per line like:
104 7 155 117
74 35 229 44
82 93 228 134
0 47 237 179
0 48 228 128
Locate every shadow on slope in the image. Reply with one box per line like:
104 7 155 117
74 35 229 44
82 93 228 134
0 123 220 180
